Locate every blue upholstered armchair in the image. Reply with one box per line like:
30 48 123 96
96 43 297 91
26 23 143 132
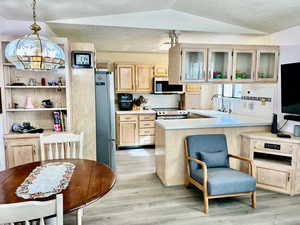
185 134 256 213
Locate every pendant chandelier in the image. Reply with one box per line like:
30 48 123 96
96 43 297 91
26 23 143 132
5 0 65 71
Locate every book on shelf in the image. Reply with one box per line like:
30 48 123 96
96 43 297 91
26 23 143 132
53 111 66 132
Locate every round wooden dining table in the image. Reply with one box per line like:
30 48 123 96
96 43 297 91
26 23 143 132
0 159 116 213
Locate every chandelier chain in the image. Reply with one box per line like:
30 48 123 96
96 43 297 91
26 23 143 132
32 0 37 25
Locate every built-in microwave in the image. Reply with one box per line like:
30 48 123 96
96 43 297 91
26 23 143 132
153 77 184 94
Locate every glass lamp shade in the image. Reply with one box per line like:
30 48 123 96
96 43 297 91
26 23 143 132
5 34 65 71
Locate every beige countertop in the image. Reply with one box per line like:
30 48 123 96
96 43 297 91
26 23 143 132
241 132 300 144
155 110 272 130
116 110 156 115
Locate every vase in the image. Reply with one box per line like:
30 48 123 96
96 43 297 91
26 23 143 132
25 96 34 109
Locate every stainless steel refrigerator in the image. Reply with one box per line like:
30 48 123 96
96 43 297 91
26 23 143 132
95 70 116 171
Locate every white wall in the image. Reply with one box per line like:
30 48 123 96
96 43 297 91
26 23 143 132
213 84 275 120
132 94 180 109
0 17 57 37
271 25 300 133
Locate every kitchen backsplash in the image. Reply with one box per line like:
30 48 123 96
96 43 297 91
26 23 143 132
132 94 181 109
213 83 276 120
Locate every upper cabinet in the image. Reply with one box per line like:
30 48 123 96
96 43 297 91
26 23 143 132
135 65 153 93
255 50 279 82
168 44 279 84
154 65 168 77
115 64 153 93
232 49 256 82
115 64 135 92
208 48 232 82
181 48 207 82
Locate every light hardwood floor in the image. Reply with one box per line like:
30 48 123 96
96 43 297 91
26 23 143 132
65 149 300 225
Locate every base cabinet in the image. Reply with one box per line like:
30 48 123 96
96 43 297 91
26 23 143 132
117 113 155 147
5 137 40 168
241 132 300 195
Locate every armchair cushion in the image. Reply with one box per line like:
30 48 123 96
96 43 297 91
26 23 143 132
198 151 228 168
191 168 256 195
186 134 229 170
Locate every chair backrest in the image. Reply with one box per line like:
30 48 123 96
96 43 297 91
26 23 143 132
186 134 229 170
0 194 63 225
40 132 84 160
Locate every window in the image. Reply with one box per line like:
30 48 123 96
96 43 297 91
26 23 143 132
218 84 242 98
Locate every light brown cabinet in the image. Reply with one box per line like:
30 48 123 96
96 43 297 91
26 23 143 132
181 92 202 110
168 43 279 84
115 64 153 93
117 114 139 147
241 132 300 196
5 137 40 168
115 64 135 93
116 113 156 147
135 65 153 93
154 65 168 77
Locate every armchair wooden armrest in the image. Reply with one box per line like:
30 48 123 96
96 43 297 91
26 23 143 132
187 157 208 185
228 154 256 177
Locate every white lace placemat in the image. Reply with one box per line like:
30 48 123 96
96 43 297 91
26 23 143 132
16 162 76 199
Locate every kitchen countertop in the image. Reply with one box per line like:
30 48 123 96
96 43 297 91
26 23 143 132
155 110 272 130
116 110 156 115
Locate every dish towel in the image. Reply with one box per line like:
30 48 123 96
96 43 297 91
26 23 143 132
16 162 75 199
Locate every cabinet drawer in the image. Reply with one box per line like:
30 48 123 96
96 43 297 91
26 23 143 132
119 114 138 122
257 167 289 190
139 121 155 128
139 114 156 121
139 136 155 145
139 128 155 136
253 140 294 155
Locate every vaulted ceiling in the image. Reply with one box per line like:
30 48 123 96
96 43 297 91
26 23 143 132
1 0 300 51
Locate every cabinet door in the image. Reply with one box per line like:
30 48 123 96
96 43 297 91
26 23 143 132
255 50 279 82
154 65 168 77
6 140 38 168
135 65 153 93
115 64 135 93
183 93 202 110
232 50 256 82
208 49 232 82
119 121 138 146
256 167 290 192
181 48 207 82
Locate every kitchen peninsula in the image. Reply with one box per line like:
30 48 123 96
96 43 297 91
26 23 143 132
155 110 271 186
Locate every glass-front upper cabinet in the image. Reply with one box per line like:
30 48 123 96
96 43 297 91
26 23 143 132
208 49 232 82
181 48 207 82
232 49 256 82
255 50 279 82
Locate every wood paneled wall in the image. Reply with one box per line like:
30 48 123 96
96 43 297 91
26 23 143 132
70 42 96 160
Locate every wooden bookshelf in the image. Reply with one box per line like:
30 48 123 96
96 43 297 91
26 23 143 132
0 36 71 135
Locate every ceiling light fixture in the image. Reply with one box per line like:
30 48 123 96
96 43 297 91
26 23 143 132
5 0 65 71
159 30 179 51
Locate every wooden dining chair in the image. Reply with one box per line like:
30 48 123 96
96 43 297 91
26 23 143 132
0 194 63 225
40 132 84 225
40 132 84 160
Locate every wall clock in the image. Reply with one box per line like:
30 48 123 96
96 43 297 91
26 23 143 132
71 51 94 68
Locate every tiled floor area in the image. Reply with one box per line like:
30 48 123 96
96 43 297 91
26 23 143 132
65 149 300 225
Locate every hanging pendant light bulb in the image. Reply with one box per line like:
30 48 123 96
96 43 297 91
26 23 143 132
5 0 65 71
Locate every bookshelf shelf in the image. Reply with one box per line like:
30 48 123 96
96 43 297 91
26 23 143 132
5 86 67 89
6 108 67 112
